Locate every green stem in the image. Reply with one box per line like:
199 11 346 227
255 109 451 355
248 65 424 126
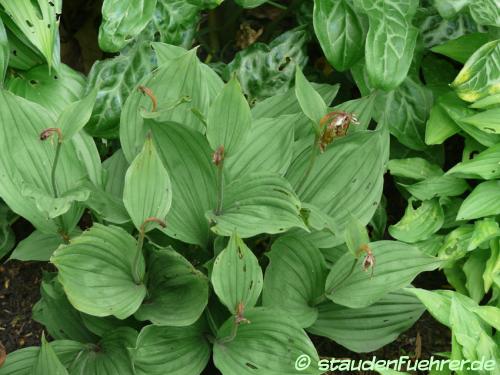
133 226 146 285
215 160 224 215
267 0 287 9
311 293 327 306
296 135 319 192
51 140 62 198
217 320 240 345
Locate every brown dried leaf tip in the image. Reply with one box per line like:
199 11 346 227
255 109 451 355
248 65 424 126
235 302 250 325
40 127 63 143
318 111 359 152
212 145 225 166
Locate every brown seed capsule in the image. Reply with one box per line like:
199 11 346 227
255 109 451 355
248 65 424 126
318 111 359 152
212 145 225 166
138 85 158 112
235 302 251 325
39 127 63 143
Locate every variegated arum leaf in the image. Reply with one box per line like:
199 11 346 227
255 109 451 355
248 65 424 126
263 235 328 328
211 233 263 314
51 224 147 319
325 241 443 308
134 248 209 326
123 136 172 232
469 0 500 27
313 0 366 72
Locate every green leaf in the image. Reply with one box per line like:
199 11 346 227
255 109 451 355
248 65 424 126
132 323 211 375
472 306 500 331
9 230 64 261
227 27 308 102
0 341 85 375
452 40 500 102
102 149 129 198
374 77 433 150
403 175 469 201
468 218 500 252
0 0 61 70
2 21 44 71
469 0 500 27
263 235 327 328
234 0 266 8
32 335 68 375
457 181 500 220
207 77 251 156
358 0 419 90
408 288 452 327
287 129 388 233
470 93 500 109
463 249 489 302
67 328 137 375
51 224 147 319
461 107 500 134
425 94 461 145
432 0 471 19
344 215 370 257
446 143 500 180
294 67 327 127
213 308 321 375
308 289 425 353
0 17 9 83
211 234 263 314
6 64 86 118
389 199 444 243
123 137 172 231
85 39 156 138
313 0 365 72
225 115 295 180
151 121 216 246
33 273 97 343
207 173 306 238
430 33 490 64
121 49 209 161
387 158 443 181
135 248 208 326
483 239 499 292
99 0 157 52
325 241 442 308
151 1 201 47
437 225 474 262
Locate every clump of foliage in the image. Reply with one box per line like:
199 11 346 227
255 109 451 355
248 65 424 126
0 0 498 374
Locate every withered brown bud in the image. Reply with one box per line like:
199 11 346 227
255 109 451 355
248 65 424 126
212 145 225 166
235 302 250 325
318 111 359 152
40 127 63 143
138 85 158 112
360 244 375 278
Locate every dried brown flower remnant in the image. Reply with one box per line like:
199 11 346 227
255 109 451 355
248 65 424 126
39 127 63 143
212 145 225 167
359 243 375 277
235 302 250 325
138 85 158 112
236 23 264 49
318 111 359 152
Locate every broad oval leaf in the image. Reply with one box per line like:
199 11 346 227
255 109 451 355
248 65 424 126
135 248 209 326
132 323 211 375
213 308 321 375
10 230 66 261
263 235 327 328
307 289 425 353
403 175 469 201
207 173 306 238
150 121 216 246
51 224 147 319
206 77 251 156
358 0 419 90
389 199 444 243
452 40 500 102
457 180 500 220
211 234 263 314
447 143 500 180
313 0 365 72
387 158 443 181
123 136 172 232
325 241 443 308
99 0 157 52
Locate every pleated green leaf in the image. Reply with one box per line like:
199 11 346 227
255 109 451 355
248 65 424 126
387 158 443 181
206 77 251 156
358 0 418 90
0 17 7 82
389 199 444 243
123 137 172 232
447 143 500 180
132 322 211 375
6 64 85 117
99 0 157 52
207 173 306 238
225 115 295 180
32 336 68 375
457 181 500 220
402 175 469 201
135 248 208 326
263 235 327 328
294 67 327 127
67 328 137 375
307 289 425 353
452 40 500 102
10 231 65 261
211 234 263 314
213 308 321 375
287 129 388 233
51 224 147 319
150 121 216 246
120 49 209 162
313 0 365 72
325 241 443 308
0 0 61 70
461 107 500 134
